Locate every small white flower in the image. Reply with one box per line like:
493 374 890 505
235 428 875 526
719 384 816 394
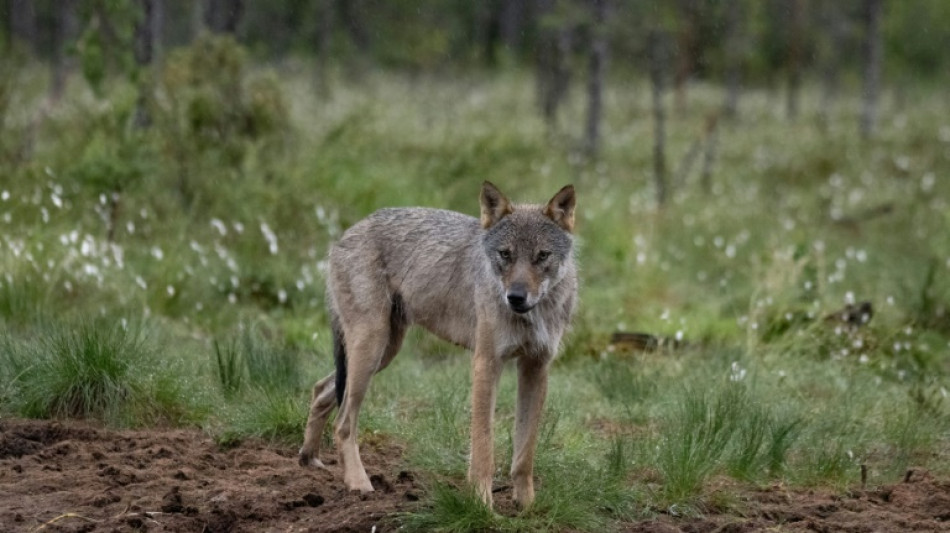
211 218 228 236
260 221 278 255
729 361 747 382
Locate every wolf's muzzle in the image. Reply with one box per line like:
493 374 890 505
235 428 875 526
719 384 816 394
507 286 534 314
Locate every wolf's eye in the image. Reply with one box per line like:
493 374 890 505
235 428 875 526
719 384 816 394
498 249 512 261
536 251 551 262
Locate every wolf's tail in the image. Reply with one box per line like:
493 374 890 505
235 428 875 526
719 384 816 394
332 312 346 406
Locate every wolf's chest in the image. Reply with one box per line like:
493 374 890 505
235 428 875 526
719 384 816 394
494 313 560 359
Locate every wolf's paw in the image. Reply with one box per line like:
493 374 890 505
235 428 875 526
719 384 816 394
512 480 535 510
297 448 313 467
344 472 374 494
298 449 328 469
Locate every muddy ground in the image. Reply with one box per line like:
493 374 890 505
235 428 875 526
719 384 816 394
1 418 948 532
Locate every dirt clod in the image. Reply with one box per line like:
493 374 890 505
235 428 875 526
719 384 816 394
302 492 325 507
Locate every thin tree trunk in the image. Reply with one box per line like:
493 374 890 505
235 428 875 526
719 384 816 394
134 0 158 129
500 0 525 53
673 0 696 115
337 0 368 54
50 0 78 101
700 113 719 194
222 0 242 33
648 30 667 207
536 0 571 130
152 0 164 60
860 0 882 140
584 0 607 159
722 0 742 119
191 0 204 39
10 0 36 53
204 0 243 34
818 1 844 128
314 0 334 92
786 0 804 120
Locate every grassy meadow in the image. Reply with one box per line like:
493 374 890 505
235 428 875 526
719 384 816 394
2 39 950 530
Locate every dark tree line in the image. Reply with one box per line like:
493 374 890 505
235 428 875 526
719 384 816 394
3 0 947 205
4 1 945 81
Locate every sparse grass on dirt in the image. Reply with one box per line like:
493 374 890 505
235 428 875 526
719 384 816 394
1 37 950 531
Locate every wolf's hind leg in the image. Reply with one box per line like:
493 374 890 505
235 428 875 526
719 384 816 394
299 372 336 468
334 318 406 493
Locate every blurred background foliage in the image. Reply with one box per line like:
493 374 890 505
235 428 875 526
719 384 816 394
1 1 950 516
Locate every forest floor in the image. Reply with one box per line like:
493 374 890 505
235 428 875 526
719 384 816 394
1 417 948 532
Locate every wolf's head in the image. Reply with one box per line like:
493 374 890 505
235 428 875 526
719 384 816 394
480 181 576 314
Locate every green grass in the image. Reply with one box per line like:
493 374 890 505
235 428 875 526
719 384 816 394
1 38 950 530
0 319 200 425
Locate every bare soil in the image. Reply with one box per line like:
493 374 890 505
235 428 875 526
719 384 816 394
1 417 948 532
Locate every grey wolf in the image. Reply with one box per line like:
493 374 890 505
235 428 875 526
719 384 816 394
298 182 578 509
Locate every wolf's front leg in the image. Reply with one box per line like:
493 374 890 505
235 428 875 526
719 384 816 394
468 341 503 507
511 355 550 509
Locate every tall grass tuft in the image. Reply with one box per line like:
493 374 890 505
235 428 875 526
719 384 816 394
401 483 502 533
212 324 303 397
765 417 802 476
656 382 801 503
0 275 45 327
8 320 150 420
218 389 308 446
588 356 656 421
241 326 301 392
658 386 742 503
213 337 244 398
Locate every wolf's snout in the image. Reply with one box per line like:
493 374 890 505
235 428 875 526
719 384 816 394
506 284 533 313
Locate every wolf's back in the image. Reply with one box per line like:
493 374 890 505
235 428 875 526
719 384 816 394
327 207 485 347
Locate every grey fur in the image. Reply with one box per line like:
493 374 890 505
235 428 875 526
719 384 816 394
299 182 577 509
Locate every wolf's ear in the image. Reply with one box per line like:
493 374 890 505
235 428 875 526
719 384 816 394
544 184 576 233
480 181 513 229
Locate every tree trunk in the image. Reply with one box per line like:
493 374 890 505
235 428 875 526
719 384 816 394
818 1 845 128
314 0 334 92
673 0 697 115
786 0 804 120
50 0 79 101
500 0 525 52
152 0 165 60
481 0 502 66
337 0 368 54
700 113 719 194
134 0 159 129
584 0 607 159
648 30 667 207
204 0 243 34
535 0 572 130
722 0 742 119
10 0 36 53
860 0 882 140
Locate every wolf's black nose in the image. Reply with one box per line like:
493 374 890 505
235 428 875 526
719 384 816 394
507 285 530 312
507 292 527 306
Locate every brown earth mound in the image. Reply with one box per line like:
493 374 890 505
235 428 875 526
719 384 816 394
1 417 948 532
0 418 420 532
